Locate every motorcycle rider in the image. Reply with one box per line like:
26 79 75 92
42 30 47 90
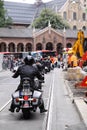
33 60 45 89
9 55 47 113
33 59 44 73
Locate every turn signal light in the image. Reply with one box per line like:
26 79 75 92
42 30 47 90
16 98 19 102
33 98 36 102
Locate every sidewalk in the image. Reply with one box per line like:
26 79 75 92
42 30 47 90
45 68 87 130
64 79 87 127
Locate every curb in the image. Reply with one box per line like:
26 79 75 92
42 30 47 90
74 98 87 127
64 80 74 102
64 79 87 127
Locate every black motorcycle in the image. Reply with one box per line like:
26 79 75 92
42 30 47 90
12 77 42 118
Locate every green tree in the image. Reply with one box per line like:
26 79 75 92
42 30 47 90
32 8 69 29
0 0 12 27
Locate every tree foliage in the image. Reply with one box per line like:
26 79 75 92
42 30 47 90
0 0 12 27
32 8 69 29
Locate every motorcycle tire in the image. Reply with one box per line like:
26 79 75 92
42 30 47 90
22 108 30 119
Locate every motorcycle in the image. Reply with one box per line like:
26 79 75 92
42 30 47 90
12 77 42 118
34 68 45 90
34 76 44 90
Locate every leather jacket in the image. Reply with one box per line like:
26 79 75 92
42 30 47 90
12 64 43 84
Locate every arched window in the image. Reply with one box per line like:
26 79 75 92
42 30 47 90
36 43 42 50
82 13 86 21
73 25 77 30
46 42 53 50
83 38 87 52
0 42 6 52
66 43 72 48
82 26 86 30
57 43 63 54
63 11 67 20
8 42 15 52
26 43 32 51
17 43 24 52
73 12 77 20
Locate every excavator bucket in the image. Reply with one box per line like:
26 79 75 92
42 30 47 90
75 76 87 88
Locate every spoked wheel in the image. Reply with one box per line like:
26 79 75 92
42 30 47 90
22 108 30 119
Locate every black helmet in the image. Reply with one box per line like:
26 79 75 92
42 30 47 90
24 55 34 65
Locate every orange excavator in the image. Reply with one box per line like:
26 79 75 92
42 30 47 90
71 30 87 68
72 30 87 88
67 30 85 68
72 30 84 58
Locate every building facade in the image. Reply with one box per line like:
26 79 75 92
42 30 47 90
4 0 87 30
0 26 78 54
59 0 87 30
1 0 87 54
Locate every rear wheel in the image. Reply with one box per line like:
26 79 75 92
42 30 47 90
22 108 30 119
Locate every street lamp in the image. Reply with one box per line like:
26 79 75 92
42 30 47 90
63 27 66 48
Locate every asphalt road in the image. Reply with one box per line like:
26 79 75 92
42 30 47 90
0 69 87 130
0 70 53 130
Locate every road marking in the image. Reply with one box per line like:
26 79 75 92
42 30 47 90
42 71 55 130
0 98 12 112
47 73 55 130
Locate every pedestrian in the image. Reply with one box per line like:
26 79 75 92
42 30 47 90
67 50 78 67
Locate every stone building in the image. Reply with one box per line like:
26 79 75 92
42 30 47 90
59 0 87 30
0 0 87 53
0 26 83 53
4 0 87 30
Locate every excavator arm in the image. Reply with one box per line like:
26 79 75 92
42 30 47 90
72 30 84 58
